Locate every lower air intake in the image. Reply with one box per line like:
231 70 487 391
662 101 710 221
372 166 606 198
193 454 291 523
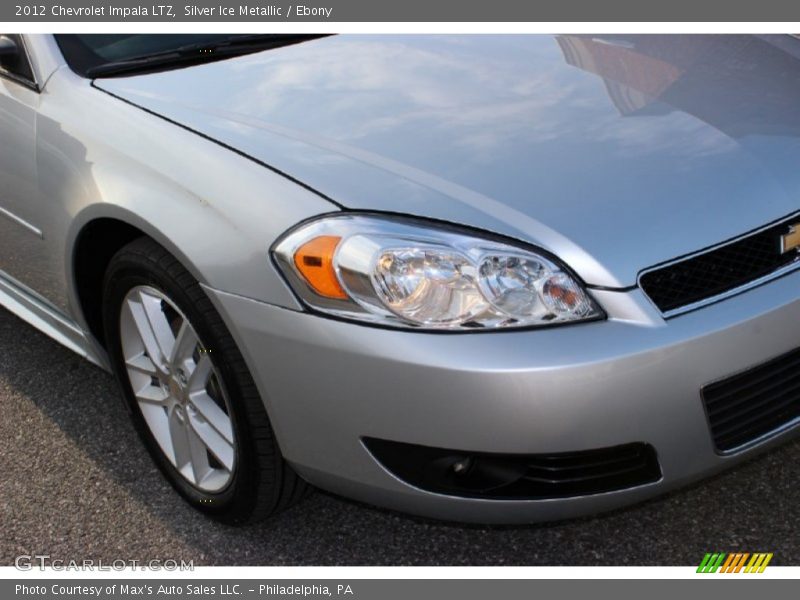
702 346 800 452
364 438 661 500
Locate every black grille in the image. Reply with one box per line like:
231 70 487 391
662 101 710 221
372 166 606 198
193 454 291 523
364 438 661 500
702 346 800 452
640 218 800 313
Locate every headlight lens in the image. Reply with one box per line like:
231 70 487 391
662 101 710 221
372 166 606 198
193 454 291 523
371 246 487 325
272 215 602 330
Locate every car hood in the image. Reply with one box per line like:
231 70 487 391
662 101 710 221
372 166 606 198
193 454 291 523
95 34 800 287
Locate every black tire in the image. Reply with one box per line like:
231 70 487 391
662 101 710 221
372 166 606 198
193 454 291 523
102 237 309 524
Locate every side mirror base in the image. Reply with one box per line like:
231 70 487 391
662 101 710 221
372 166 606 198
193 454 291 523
0 35 19 58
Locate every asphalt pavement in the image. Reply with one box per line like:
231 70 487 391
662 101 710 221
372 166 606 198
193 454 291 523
1 306 799 566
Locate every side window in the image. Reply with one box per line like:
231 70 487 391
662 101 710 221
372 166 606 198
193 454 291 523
0 35 36 86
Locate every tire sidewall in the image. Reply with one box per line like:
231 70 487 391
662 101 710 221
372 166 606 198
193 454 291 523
102 253 257 519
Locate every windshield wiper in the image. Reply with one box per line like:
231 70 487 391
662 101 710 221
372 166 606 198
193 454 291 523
86 34 323 78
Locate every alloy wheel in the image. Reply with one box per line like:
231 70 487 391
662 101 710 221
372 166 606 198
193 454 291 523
119 285 236 492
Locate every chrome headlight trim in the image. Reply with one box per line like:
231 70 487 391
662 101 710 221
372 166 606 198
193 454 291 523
271 214 604 331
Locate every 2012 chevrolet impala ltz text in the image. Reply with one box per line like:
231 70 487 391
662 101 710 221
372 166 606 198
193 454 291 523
1 33 799 524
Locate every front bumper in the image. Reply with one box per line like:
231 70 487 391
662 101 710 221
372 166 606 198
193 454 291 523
204 269 800 524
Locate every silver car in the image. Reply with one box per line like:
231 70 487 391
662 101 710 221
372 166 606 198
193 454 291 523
2 33 799 524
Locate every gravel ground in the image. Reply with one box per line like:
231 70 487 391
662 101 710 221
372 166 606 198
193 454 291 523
1 306 798 566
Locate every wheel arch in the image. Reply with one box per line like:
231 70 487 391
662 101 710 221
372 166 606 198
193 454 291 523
67 205 210 349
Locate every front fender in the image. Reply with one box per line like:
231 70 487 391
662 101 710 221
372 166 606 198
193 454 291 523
37 68 337 331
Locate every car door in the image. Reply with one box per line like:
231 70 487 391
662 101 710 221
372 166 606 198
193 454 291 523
0 35 50 300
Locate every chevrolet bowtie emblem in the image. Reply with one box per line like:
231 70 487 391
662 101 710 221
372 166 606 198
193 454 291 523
780 224 800 254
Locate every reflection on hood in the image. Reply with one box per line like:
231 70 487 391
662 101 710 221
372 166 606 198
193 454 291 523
558 34 800 138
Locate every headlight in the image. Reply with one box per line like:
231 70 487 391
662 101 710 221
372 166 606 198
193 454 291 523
272 215 603 331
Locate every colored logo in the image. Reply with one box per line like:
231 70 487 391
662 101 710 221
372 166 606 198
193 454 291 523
697 552 773 573
780 224 800 254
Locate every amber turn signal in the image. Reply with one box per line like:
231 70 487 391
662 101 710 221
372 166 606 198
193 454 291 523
293 235 347 299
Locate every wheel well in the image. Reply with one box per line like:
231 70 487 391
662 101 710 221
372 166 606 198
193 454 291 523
73 219 145 347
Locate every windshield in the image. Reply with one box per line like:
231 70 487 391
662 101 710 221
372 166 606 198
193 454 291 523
55 34 312 77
